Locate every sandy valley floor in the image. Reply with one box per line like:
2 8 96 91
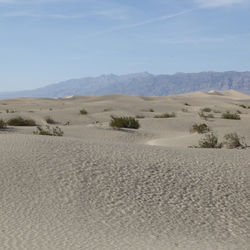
0 90 249 249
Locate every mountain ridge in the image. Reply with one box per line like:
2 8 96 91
0 71 249 99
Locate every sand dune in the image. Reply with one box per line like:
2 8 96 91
0 91 249 249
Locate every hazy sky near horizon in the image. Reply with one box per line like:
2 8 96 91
0 0 250 91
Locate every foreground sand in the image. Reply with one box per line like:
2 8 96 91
0 90 249 249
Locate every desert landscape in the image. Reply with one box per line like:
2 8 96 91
0 90 249 249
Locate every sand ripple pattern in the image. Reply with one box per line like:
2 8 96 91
0 134 249 250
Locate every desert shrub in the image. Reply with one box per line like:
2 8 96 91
154 112 176 118
7 117 36 126
198 132 222 148
103 108 112 112
198 111 207 120
136 115 145 119
45 116 56 124
110 116 140 129
182 108 188 112
221 111 240 120
184 103 191 106
201 107 212 112
239 104 247 109
199 111 214 120
223 133 247 149
80 108 88 115
5 109 15 113
0 119 7 129
33 125 64 136
190 123 210 134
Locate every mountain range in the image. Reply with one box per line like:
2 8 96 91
0 71 249 99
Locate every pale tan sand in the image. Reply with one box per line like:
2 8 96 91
0 91 249 249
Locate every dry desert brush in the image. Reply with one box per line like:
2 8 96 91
201 107 212 112
45 116 57 124
110 116 140 129
198 132 222 148
7 117 36 126
198 111 214 120
154 112 176 118
190 123 210 134
33 125 64 136
221 111 240 120
80 108 88 115
223 133 247 149
0 119 7 129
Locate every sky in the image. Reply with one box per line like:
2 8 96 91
0 0 250 91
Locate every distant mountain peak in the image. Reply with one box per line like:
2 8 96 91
0 71 249 99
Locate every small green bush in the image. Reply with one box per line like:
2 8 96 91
223 133 247 149
80 108 88 115
7 117 36 126
103 108 112 112
201 107 212 112
190 123 210 134
198 132 222 148
45 116 56 124
33 125 64 136
0 119 7 129
154 112 176 118
221 111 240 120
110 116 140 129
239 104 246 108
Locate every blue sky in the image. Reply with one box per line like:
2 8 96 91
0 0 250 91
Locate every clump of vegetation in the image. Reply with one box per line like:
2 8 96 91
221 111 240 120
198 111 214 120
80 108 88 115
198 132 222 148
0 119 7 129
238 104 250 109
201 107 212 112
110 116 140 129
7 117 36 126
223 133 247 149
6 109 16 114
103 108 112 112
45 116 57 124
184 103 191 106
239 104 247 109
136 115 145 119
33 125 64 136
154 112 176 118
182 108 188 112
190 123 210 134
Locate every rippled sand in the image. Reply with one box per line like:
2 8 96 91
0 90 249 249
